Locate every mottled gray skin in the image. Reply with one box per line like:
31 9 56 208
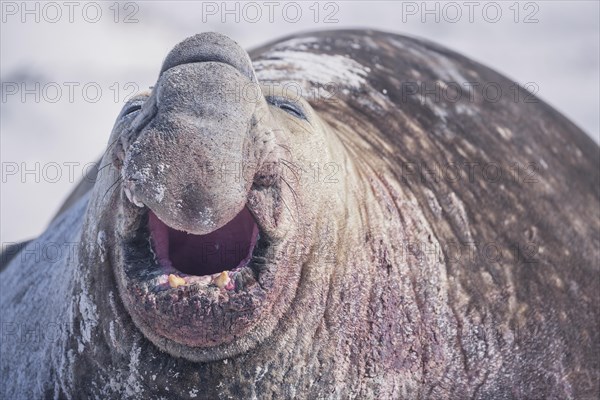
1 30 599 399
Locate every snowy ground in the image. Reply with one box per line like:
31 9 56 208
1 1 598 243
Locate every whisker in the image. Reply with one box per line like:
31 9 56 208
279 160 300 181
281 176 299 203
280 176 300 223
280 157 306 172
97 162 114 173
100 136 120 160
279 192 295 223
276 143 293 157
102 176 123 202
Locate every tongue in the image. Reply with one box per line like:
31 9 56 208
149 207 258 276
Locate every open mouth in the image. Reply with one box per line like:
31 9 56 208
117 196 274 350
122 202 265 293
148 207 259 289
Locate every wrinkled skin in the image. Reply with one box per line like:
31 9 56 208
1 31 598 399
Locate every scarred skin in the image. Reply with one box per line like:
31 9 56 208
1 30 598 399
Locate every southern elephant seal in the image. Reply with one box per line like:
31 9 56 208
1 30 598 399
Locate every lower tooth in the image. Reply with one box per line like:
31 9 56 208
168 274 186 288
214 271 229 289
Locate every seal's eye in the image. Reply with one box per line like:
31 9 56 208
266 96 306 120
123 104 142 117
278 103 304 119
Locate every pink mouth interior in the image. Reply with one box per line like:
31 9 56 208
149 208 259 276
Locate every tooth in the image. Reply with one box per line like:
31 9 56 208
124 186 134 203
124 185 144 208
132 193 145 208
168 274 186 288
214 271 229 289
